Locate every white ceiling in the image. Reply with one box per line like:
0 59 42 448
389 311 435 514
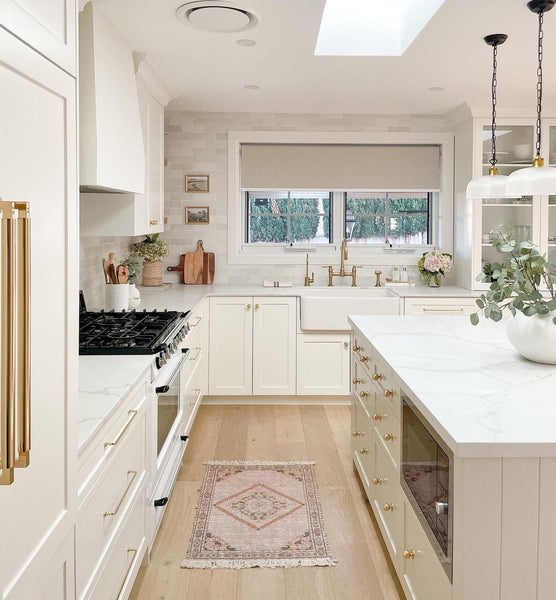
92 0 556 116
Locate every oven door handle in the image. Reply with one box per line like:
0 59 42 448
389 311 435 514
155 349 190 393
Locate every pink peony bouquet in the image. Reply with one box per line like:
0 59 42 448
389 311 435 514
418 249 453 286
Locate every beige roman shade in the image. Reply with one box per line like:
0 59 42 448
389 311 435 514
240 144 441 191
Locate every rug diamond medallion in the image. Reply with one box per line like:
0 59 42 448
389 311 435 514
182 461 336 569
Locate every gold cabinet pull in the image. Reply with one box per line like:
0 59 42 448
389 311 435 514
190 316 202 327
103 470 137 517
372 373 383 381
189 347 201 361
372 477 383 485
359 390 370 399
117 548 138 598
149 220 159 226
383 433 394 442
383 503 394 512
352 378 362 385
423 307 464 312
352 345 362 352
104 410 138 448
246 304 251 310
358 448 369 455
351 431 363 437
344 341 349 348
255 303 260 310
383 389 394 398
359 355 369 363
372 414 383 421
403 550 416 560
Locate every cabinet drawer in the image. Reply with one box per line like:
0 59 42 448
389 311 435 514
86 488 146 600
404 297 477 316
372 438 404 569
371 353 399 413
402 500 452 600
372 391 400 470
182 359 203 436
76 410 147 598
352 330 373 376
78 379 148 501
352 397 372 489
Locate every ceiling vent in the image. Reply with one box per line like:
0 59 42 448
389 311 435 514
176 1 259 33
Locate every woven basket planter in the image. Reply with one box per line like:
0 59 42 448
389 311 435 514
142 260 163 287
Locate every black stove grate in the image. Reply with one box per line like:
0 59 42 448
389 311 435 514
79 309 188 355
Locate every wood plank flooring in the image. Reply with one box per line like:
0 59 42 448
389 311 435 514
129 405 406 600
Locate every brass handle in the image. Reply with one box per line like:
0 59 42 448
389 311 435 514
372 414 383 421
359 355 369 363
255 304 260 310
104 410 138 448
383 433 394 442
246 304 251 310
372 373 383 381
190 316 202 327
423 307 464 313
372 477 383 485
403 550 416 560
189 347 201 361
359 391 369 399
149 220 159 225
353 345 362 352
352 378 362 385
0 203 16 485
117 548 138 598
383 503 394 512
358 448 370 455
352 431 363 437
383 389 394 398
104 470 138 517
344 341 349 348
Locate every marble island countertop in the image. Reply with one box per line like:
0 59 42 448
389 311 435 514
349 315 556 458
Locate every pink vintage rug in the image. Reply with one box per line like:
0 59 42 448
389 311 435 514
181 461 336 569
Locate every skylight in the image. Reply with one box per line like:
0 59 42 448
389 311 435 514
315 0 446 56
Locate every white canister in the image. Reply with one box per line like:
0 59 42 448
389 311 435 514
104 283 129 311
128 283 141 309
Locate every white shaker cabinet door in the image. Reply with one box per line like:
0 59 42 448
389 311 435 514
296 334 350 395
0 29 77 599
0 0 76 75
209 297 253 395
252 297 296 395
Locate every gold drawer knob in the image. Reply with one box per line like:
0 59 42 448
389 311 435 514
403 550 416 560
149 219 158 226
383 503 394 512
384 389 394 398
353 345 362 352
255 304 260 309
358 448 370 455
246 304 251 310
372 373 383 381
359 391 370 399
352 378 362 385
359 355 369 363
372 414 383 421
351 431 363 437
344 341 349 348
383 433 394 442
372 477 383 485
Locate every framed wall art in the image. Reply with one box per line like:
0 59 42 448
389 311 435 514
185 206 210 224
185 174 210 192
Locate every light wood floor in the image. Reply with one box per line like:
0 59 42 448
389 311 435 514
129 405 406 600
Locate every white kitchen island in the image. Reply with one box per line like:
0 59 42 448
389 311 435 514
349 315 556 600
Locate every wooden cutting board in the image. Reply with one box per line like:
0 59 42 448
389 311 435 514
167 240 215 285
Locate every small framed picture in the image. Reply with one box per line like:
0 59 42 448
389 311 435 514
185 174 210 193
185 206 210 224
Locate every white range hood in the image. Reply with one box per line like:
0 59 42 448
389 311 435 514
79 3 145 194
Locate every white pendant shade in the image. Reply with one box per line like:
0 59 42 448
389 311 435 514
466 173 509 199
505 164 556 196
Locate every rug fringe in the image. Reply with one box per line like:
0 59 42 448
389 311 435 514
181 557 337 569
204 460 316 466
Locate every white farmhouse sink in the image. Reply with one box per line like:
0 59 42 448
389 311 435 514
299 287 399 331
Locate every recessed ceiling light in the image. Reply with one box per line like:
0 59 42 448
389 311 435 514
237 38 257 46
428 86 444 92
176 2 259 33
244 84 259 90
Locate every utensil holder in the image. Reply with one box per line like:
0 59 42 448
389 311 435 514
104 283 129 311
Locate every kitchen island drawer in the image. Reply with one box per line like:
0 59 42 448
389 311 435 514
372 391 401 470
352 330 373 376
76 408 147 599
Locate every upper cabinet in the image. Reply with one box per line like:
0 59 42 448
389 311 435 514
0 0 76 75
80 55 173 236
79 3 144 194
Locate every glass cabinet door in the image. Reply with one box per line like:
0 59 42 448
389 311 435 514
549 126 556 166
482 124 535 176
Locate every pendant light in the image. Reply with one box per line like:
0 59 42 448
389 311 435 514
466 34 509 199
506 0 556 196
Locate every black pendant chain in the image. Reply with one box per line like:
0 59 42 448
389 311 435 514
535 10 544 158
490 42 500 167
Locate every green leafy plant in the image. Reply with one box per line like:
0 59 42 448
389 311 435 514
134 233 169 262
470 230 556 326
119 251 142 282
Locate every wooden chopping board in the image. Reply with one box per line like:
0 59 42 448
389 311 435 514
167 240 215 284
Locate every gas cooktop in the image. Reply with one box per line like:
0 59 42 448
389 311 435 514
79 309 189 355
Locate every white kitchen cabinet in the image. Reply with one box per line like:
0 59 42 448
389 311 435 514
209 297 296 396
0 26 78 600
296 333 350 395
404 297 478 315
0 0 76 75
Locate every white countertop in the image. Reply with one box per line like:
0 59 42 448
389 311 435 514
349 315 556 458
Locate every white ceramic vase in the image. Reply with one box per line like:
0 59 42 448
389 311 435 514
505 311 556 364
104 283 129 311
128 283 141 309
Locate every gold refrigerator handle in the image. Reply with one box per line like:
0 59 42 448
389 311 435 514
0 202 16 485
15 203 30 467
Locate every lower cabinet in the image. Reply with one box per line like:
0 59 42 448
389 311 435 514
209 297 296 395
404 297 477 315
297 334 350 395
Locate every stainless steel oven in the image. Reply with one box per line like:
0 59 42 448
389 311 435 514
401 394 453 581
